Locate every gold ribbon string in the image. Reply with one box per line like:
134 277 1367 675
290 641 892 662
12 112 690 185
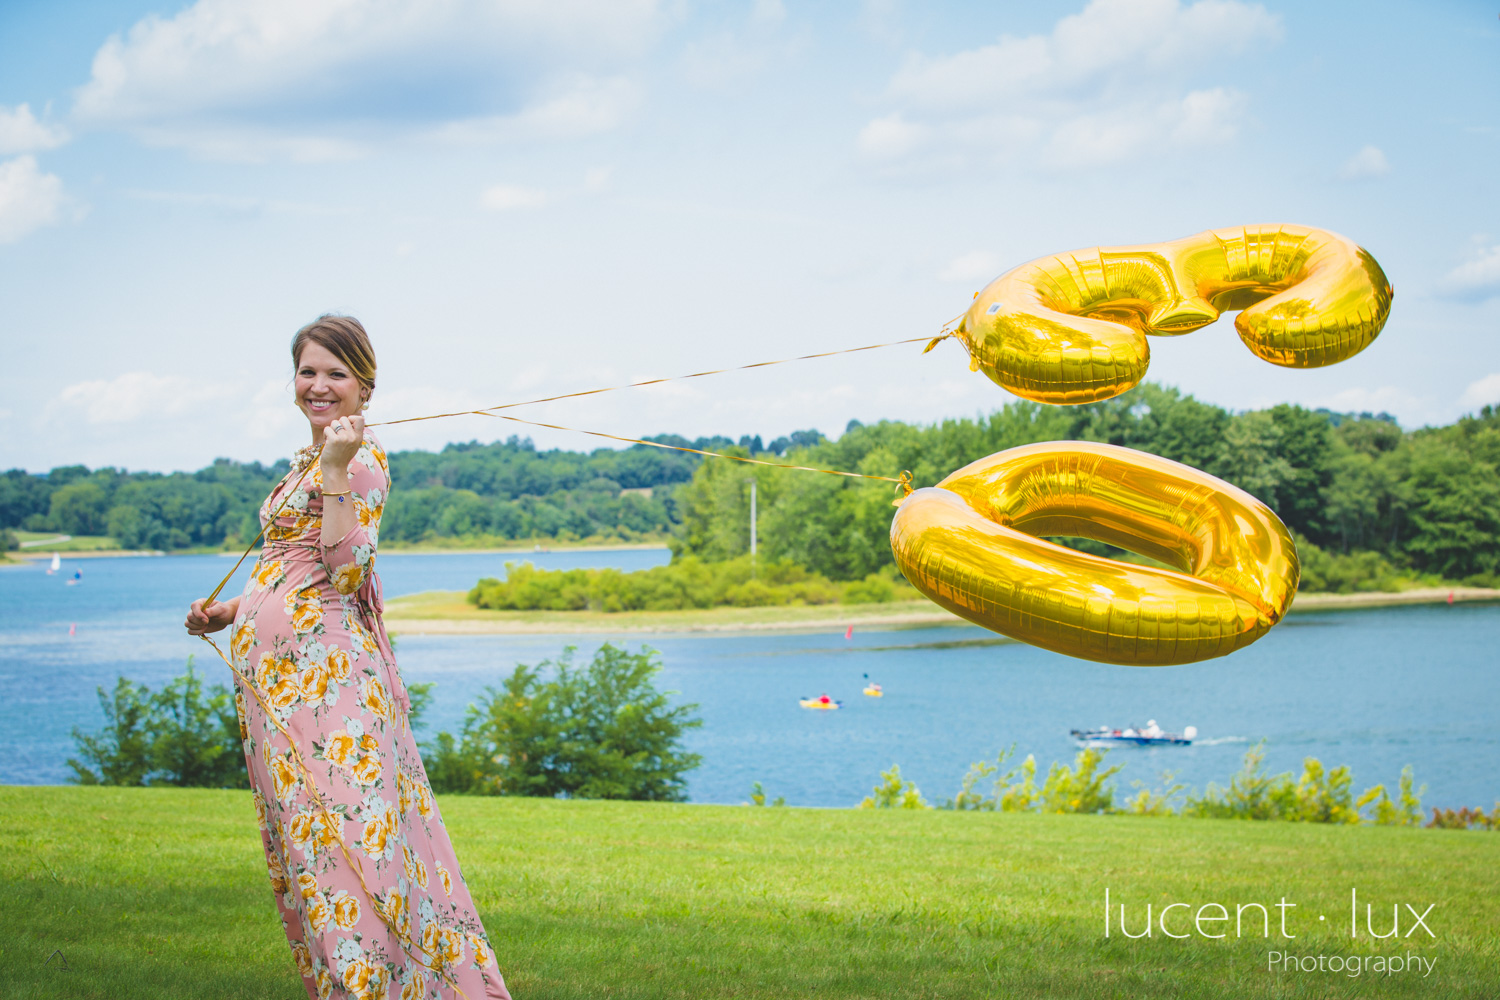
191 330 952 988
198 634 472 999
201 445 324 608
472 409 915 499
367 330 958 430
203 331 955 608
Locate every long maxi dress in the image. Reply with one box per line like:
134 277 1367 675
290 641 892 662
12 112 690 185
228 433 511 1000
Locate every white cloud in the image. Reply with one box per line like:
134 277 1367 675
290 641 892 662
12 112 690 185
860 0 1280 169
0 104 69 154
54 371 228 425
583 166 613 193
678 0 805 90
480 166 617 212
938 250 1002 284
71 0 663 159
0 156 67 244
857 113 928 158
1339 144 1389 181
1459 374 1500 411
126 188 358 216
1439 241 1500 301
429 76 640 145
480 184 551 212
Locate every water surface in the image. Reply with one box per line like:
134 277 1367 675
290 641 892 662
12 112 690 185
3 551 1496 810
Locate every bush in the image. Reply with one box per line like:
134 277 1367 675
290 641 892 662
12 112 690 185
1368 765 1426 826
1296 537 1444 593
748 781 785 807
0 527 16 552
906 743 1431 825
1427 805 1500 830
859 765 929 809
69 658 247 788
468 555 902 613
422 644 702 800
1039 748 1121 814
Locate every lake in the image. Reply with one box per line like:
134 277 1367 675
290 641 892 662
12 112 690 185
3 549 1497 810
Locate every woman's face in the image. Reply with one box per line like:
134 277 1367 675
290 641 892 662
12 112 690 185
295 342 365 431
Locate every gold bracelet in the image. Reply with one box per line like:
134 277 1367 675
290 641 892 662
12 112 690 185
322 490 352 497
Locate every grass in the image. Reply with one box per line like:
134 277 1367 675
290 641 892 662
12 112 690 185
382 536 673 553
11 532 124 553
2 787 1496 999
383 590 954 633
383 587 1500 635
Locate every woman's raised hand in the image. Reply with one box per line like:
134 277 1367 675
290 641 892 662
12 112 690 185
321 413 365 471
185 597 236 636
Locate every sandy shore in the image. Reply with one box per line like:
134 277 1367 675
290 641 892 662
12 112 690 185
382 586 1500 636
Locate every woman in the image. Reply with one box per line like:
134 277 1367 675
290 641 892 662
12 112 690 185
186 315 511 1000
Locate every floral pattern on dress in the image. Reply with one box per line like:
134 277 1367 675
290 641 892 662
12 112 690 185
231 433 510 1000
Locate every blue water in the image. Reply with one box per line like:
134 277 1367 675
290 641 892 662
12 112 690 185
3 551 1497 810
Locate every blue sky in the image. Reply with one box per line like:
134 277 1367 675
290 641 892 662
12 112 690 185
1 0 1496 473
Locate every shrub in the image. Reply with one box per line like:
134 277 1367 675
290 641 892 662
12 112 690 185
422 644 702 800
1427 805 1500 830
1296 537 1439 593
1367 765 1426 826
69 657 247 788
1122 771 1187 817
467 555 902 613
748 781 785 807
1183 743 1299 820
1040 748 1121 814
859 765 929 809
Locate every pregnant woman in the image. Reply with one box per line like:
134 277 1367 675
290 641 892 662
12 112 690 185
185 316 511 1000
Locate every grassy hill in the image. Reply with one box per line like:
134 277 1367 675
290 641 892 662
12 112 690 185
3 787 1496 998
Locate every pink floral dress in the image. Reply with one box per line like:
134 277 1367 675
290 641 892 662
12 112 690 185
228 433 511 1000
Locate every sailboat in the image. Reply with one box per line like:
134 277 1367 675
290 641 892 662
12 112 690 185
48 553 60 574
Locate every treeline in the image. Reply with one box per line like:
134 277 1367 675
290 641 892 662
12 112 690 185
8 390 1500 583
674 388 1500 589
1 435 782 550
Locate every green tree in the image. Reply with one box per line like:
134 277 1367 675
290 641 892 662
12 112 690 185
424 644 702 800
68 658 247 788
49 480 110 535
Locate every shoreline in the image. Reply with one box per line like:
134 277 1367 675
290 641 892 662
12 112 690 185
383 586 1500 636
4 541 669 562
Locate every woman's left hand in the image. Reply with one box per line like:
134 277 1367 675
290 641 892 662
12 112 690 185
321 414 365 471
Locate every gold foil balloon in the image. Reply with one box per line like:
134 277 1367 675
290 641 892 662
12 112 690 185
890 441 1299 666
954 225 1395 405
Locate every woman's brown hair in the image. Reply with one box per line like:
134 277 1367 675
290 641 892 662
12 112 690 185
291 315 377 402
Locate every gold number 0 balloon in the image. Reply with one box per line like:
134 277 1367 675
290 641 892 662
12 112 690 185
955 224 1395 405
891 441 1299 666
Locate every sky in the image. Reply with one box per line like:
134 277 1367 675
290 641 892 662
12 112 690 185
0 0 1496 474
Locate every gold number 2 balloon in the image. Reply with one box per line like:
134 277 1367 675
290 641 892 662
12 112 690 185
891 442 1299 666
953 224 1395 405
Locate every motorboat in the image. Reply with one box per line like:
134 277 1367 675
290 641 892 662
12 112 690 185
1071 720 1196 747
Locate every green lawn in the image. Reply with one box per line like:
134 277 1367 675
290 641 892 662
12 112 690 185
3 787 1496 999
11 532 123 552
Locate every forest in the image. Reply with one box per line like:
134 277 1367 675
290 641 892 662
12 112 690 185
4 388 1498 590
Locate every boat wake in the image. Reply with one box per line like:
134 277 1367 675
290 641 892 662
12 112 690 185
1193 736 1250 746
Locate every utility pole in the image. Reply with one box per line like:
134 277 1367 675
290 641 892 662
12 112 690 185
749 480 758 565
